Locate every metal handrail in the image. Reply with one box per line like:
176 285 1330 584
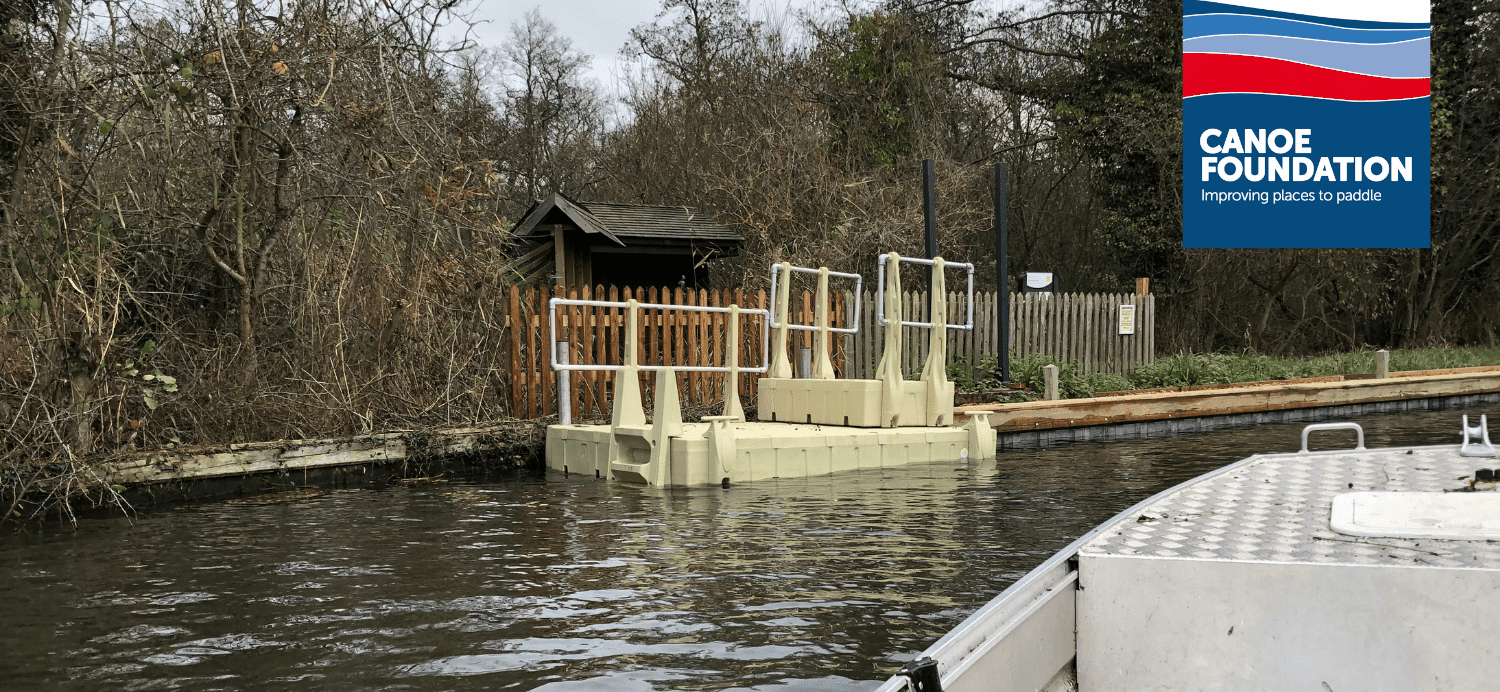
767 263 863 334
548 298 771 373
875 254 976 330
1300 422 1366 453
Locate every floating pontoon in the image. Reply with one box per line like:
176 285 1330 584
877 417 1500 691
544 254 996 486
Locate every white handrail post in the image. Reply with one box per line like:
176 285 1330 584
557 341 571 424
921 257 952 425
812 266 836 379
623 299 639 368
723 304 745 420
770 262 794 378
875 252 905 427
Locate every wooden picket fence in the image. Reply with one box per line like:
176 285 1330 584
842 291 1155 378
504 286 1150 420
506 285 847 421
1007 292 1155 374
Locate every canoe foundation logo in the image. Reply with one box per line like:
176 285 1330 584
1182 1 1430 248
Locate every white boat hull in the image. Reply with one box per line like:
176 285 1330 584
875 434 1500 691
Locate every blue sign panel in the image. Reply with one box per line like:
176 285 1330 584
1182 1 1431 248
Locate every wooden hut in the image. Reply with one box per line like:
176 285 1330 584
507 192 744 289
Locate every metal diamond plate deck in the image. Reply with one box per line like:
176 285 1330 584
1081 445 1500 569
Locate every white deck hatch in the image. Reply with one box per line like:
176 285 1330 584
1331 491 1500 540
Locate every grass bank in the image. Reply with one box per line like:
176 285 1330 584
952 347 1500 400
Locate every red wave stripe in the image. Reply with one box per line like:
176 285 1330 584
1184 53 1430 101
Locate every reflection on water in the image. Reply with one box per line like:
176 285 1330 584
0 405 1490 690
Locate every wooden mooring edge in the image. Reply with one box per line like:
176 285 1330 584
104 422 544 487
102 368 1500 489
957 367 1500 433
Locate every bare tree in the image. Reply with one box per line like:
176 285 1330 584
0 0 528 524
496 8 603 207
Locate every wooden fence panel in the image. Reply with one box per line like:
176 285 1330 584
869 288 880 378
1059 293 1071 364
1029 294 1041 358
1024 294 1036 358
1109 294 1121 374
1110 294 1121 374
499 285 1147 420
686 288 699 404
1089 293 1099 372
649 286 660 400
1008 293 1017 361
1147 294 1156 373
842 294 855 378
586 284 600 415
584 285 597 416
502 284 847 420
711 289 723 396
522 286 535 418
839 289 1156 379
567 286 581 416
1050 294 1062 363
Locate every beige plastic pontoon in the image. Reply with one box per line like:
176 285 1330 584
545 254 994 487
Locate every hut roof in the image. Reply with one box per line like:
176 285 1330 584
512 192 743 246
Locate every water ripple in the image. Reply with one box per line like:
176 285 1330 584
0 405 1487 690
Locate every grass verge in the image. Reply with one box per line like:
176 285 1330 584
952 347 1500 400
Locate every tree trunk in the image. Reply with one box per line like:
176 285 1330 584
239 281 256 372
68 367 94 456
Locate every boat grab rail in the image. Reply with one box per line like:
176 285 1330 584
875 253 975 331
1300 422 1366 453
548 297 771 373
1460 415 1496 457
768 263 863 334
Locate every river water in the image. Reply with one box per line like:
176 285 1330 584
1 405 1492 691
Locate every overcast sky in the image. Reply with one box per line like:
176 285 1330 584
455 1 815 97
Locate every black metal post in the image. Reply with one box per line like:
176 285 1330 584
994 162 1010 384
922 158 937 293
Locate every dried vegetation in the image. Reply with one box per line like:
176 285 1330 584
1 0 1497 524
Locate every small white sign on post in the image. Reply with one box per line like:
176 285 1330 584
1117 304 1136 335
